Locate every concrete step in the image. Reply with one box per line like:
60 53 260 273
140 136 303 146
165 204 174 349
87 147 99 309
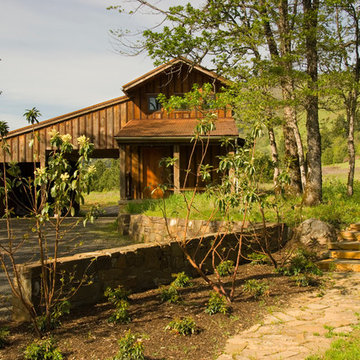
329 241 360 250
317 258 360 272
330 250 360 260
339 230 360 241
349 223 360 231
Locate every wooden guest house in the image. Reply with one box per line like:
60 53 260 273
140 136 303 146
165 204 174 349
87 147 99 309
1 58 239 205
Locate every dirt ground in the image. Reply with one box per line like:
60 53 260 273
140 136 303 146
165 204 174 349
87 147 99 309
0 263 316 360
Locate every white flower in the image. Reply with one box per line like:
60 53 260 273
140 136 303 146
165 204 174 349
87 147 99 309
87 165 96 174
34 167 46 176
49 128 59 140
60 173 70 181
77 135 88 147
61 134 72 143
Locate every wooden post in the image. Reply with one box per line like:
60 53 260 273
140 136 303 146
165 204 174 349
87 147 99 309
119 145 126 200
173 145 180 194
229 150 236 192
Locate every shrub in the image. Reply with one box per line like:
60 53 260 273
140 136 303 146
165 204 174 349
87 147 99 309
243 279 269 299
159 285 181 303
24 338 63 360
165 317 198 336
292 274 321 287
104 286 130 305
248 252 270 265
171 272 193 288
111 331 145 360
216 260 235 277
37 301 70 332
108 299 131 324
205 291 230 315
0 327 9 349
278 249 322 277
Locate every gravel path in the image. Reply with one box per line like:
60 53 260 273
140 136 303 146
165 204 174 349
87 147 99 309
218 272 360 360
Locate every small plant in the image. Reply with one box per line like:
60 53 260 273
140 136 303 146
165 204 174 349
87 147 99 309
111 330 145 360
205 291 230 315
216 260 235 277
279 249 322 277
24 338 63 360
108 299 131 324
292 273 321 287
159 285 181 303
37 301 70 332
243 279 269 299
165 317 198 336
105 286 130 304
0 327 9 349
171 272 193 288
248 252 269 265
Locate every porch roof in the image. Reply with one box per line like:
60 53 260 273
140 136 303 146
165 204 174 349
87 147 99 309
114 118 239 143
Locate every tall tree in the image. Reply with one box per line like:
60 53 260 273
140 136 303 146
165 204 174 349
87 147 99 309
322 0 360 196
110 0 322 197
302 0 322 205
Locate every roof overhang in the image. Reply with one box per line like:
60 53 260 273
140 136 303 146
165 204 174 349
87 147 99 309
122 57 229 94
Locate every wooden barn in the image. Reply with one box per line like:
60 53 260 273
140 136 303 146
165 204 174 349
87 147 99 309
1 58 239 203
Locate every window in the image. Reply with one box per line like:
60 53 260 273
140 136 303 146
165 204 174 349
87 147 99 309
148 95 162 112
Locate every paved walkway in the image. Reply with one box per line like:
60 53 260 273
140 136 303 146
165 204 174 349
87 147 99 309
218 272 360 360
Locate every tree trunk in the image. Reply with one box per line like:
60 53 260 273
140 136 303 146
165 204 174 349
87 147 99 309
302 0 322 206
347 101 356 196
268 126 280 186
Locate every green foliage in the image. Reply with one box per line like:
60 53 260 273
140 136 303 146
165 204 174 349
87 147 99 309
108 300 131 324
110 331 145 360
243 279 269 299
305 332 360 359
171 272 193 288
248 252 270 265
89 159 120 192
205 291 230 315
216 260 235 277
105 286 131 324
24 338 63 360
292 274 322 287
159 285 181 304
0 327 9 349
253 152 274 183
278 249 322 277
104 286 130 304
37 301 70 332
165 317 198 336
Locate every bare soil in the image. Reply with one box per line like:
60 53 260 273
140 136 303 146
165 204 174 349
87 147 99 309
0 264 314 360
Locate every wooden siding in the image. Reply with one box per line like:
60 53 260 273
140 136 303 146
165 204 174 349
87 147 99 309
0 100 130 163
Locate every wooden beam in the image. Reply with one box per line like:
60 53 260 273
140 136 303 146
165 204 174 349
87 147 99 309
119 145 126 200
173 144 180 194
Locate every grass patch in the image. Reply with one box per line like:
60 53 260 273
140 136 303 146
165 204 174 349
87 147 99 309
82 190 120 209
306 330 360 359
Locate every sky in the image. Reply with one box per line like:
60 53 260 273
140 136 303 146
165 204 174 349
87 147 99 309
0 0 157 131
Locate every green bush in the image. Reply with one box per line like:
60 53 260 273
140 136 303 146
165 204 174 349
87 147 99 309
90 159 120 191
253 152 274 183
111 331 145 360
159 285 181 304
24 338 63 360
108 300 131 324
165 317 198 336
171 272 193 288
0 327 9 349
37 301 70 332
248 252 270 265
278 249 322 277
292 274 321 287
105 286 130 304
205 291 230 315
243 279 269 299
216 260 235 277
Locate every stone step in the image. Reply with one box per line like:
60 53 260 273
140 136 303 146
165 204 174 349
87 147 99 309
329 241 360 250
339 230 360 241
317 258 360 272
330 250 360 260
349 223 360 231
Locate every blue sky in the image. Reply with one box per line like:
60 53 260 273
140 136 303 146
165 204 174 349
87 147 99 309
0 0 156 130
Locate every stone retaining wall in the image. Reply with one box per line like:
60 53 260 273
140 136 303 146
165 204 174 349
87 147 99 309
118 214 252 243
14 224 287 321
